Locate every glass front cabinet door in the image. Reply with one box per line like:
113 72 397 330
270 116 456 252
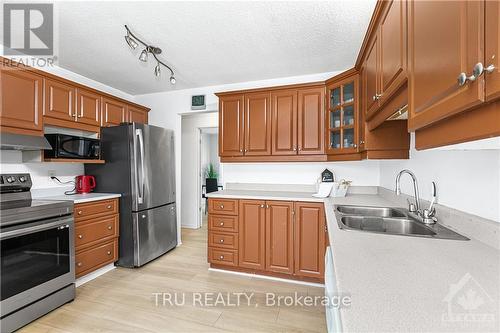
326 74 360 155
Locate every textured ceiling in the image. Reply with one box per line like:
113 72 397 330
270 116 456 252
56 1 376 95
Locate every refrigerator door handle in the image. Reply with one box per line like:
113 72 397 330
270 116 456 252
135 128 145 204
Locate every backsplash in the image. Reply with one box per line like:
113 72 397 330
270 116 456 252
0 151 83 190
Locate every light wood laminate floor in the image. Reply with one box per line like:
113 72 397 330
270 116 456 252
19 224 326 333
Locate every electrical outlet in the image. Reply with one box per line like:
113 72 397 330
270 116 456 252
48 170 56 179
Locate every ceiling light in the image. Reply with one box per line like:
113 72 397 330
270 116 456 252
125 33 138 49
139 49 148 62
124 25 176 81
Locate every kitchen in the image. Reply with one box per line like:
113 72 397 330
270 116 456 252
1 1 499 332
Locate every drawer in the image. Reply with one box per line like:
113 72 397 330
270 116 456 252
75 215 119 250
208 231 238 250
208 214 238 232
75 240 118 278
75 198 118 221
208 199 238 216
208 247 238 267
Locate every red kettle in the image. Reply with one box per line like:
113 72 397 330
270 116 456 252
75 175 96 194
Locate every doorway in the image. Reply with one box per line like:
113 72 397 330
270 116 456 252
199 127 221 227
180 112 220 231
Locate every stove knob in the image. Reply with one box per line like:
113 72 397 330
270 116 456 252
19 176 27 183
6 176 15 183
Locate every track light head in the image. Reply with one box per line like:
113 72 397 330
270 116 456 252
139 49 148 62
125 34 138 49
169 76 176 85
154 63 161 77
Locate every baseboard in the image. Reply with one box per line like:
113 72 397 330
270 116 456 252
208 268 324 288
76 263 115 287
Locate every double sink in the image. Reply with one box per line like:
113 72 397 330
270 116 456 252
334 205 469 240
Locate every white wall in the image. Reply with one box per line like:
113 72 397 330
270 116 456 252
0 63 136 194
379 135 500 222
181 113 218 229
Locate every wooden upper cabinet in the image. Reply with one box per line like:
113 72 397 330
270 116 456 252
364 36 379 118
75 88 100 127
297 87 325 155
379 0 407 104
294 202 326 279
127 106 148 124
485 0 500 102
244 92 271 155
265 201 294 274
44 78 75 122
326 73 360 155
101 97 126 127
271 89 297 155
0 67 43 135
219 94 244 157
238 200 266 270
407 0 484 131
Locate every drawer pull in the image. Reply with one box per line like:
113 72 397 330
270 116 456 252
78 235 83 239
219 239 224 243
78 210 82 215
77 262 82 267
108 225 112 230
219 222 224 226
107 251 111 255
107 205 112 209
219 255 224 260
220 204 224 209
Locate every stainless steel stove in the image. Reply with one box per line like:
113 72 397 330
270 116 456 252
0 173 75 333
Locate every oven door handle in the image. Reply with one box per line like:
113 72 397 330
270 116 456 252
0 217 73 240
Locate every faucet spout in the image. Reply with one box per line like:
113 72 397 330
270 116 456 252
395 169 421 213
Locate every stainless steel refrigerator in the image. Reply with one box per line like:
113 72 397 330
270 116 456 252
86 123 177 267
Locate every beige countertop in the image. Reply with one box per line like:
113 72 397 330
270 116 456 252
41 193 121 204
205 189 325 202
325 194 500 332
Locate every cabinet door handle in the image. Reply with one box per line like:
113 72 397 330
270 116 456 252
293 147 297 151
219 222 224 226
220 204 224 209
219 239 224 243
219 255 224 260
108 225 112 230
78 235 83 239
360 140 365 145
77 262 82 267
107 251 111 255
107 205 112 209
78 210 82 215
458 63 484 86
485 64 496 74
260 204 264 208
266 204 269 209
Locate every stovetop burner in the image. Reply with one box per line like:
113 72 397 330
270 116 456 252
0 173 73 227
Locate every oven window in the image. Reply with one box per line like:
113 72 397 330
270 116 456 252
1 226 70 301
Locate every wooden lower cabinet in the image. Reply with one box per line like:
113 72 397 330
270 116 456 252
207 198 326 282
238 200 266 270
294 202 326 279
74 198 120 278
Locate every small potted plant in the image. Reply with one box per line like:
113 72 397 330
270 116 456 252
204 163 219 193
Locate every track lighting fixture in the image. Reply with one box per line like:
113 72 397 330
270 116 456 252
124 25 176 84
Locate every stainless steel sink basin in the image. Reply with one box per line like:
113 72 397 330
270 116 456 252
340 216 436 236
334 205 469 240
336 205 406 218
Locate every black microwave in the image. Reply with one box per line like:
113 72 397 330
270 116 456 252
44 134 101 160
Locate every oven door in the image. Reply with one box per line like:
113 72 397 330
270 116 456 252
0 216 75 316
59 137 100 159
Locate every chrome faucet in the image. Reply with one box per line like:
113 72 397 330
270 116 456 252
395 169 421 213
395 170 438 224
